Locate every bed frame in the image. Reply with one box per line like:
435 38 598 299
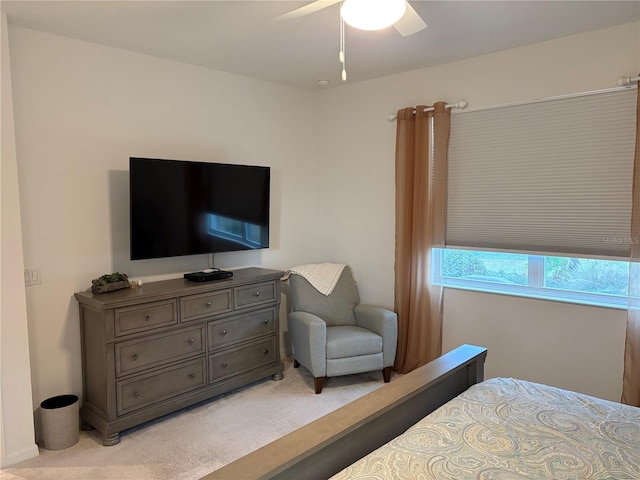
201 344 487 480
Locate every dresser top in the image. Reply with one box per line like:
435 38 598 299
75 267 284 309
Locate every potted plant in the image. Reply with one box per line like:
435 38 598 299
91 272 130 295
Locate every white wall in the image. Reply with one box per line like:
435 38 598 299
8 25 319 414
0 13 38 467
443 290 627 401
3 20 639 464
315 21 640 401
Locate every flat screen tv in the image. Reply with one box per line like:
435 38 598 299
130 157 270 261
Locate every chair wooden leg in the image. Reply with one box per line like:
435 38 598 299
382 367 392 383
293 359 300 368
314 377 325 394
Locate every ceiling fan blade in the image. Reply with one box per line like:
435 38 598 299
394 1 427 36
271 0 342 22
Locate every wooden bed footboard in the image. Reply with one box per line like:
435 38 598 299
202 344 488 480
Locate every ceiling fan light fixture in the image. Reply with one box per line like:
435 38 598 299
341 0 406 31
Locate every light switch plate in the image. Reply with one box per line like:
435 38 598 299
24 268 41 286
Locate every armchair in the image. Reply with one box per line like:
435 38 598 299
287 265 398 393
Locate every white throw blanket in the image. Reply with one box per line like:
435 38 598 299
282 263 347 296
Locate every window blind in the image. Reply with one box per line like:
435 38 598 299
446 87 637 258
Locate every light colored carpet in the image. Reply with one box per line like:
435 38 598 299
1 359 389 480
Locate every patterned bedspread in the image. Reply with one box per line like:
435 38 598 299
331 378 640 479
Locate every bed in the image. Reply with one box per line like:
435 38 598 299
332 377 640 479
202 345 640 479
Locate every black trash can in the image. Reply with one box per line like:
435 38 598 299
40 394 79 450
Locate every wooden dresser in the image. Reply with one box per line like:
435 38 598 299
74 267 284 446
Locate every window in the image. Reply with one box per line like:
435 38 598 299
446 87 637 258
436 87 637 309
433 248 630 308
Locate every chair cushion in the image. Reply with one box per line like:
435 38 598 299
326 326 383 359
289 267 360 326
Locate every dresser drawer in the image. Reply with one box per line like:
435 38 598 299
234 281 277 310
180 289 232 322
114 300 178 337
117 358 206 416
208 308 276 348
115 325 205 377
209 337 276 382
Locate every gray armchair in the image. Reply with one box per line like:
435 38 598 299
287 266 398 393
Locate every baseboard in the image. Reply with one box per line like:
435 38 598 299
1 443 39 468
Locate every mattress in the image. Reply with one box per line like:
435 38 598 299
331 377 640 479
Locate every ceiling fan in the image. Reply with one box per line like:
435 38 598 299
273 0 427 82
273 0 428 37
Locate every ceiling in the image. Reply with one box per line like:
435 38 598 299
2 1 639 89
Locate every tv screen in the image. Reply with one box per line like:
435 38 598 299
130 157 270 260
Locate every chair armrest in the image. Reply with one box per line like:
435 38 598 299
354 305 398 368
288 311 327 377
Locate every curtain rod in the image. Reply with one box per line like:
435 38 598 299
387 100 468 122
388 75 639 122
449 83 636 116
617 75 640 86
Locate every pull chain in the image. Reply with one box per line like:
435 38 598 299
339 3 346 81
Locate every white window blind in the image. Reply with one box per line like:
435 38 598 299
446 87 637 258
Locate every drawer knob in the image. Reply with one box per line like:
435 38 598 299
206 301 212 307
189 372 196 379
133 390 140 398
253 291 261 297
263 349 269 355
263 319 269 325
188 338 195 345
132 353 139 361
145 314 152 321
221 330 227 336
221 362 228 369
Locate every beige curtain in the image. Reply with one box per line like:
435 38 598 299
394 102 450 374
622 83 640 407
